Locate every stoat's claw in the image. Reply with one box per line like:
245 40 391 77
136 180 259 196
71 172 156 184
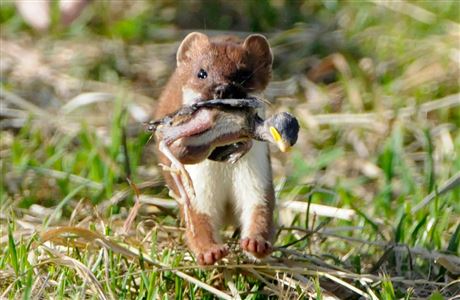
240 237 272 258
196 244 229 265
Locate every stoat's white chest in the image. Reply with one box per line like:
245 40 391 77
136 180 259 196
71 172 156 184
184 141 271 227
181 87 272 225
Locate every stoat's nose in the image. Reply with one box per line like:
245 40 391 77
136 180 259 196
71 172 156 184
213 84 246 99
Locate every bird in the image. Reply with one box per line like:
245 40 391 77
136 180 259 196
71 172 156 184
148 98 299 165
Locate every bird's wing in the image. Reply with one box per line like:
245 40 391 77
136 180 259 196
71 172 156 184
146 98 263 132
192 98 264 110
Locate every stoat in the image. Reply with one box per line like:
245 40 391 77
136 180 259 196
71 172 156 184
153 32 275 265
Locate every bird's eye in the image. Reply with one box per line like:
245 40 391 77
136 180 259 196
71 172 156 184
197 69 207 79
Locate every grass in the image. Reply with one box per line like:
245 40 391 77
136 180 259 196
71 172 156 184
1 0 460 299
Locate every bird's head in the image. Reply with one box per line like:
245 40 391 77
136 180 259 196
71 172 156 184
265 112 299 152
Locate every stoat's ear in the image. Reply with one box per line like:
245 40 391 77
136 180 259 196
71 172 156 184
177 32 209 66
243 34 273 66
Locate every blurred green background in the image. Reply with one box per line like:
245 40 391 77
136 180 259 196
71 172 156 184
1 0 459 298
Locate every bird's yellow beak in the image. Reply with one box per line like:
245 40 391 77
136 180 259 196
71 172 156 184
270 126 291 152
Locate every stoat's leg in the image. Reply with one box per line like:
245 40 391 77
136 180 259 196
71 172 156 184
184 160 231 265
159 141 228 265
239 204 274 258
184 207 229 265
232 141 275 259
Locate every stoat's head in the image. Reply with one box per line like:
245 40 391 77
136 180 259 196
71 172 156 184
176 32 273 105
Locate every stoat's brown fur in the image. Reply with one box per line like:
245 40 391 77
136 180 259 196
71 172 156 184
153 32 275 265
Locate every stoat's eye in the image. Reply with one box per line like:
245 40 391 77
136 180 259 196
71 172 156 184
197 69 208 79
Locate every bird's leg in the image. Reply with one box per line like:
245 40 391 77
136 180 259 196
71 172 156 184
158 109 215 145
159 163 180 174
158 140 196 236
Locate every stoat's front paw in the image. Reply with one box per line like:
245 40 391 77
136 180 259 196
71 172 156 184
196 244 229 265
240 237 272 258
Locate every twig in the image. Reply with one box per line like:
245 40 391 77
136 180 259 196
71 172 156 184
102 247 117 300
223 269 242 300
1 88 81 134
26 167 104 191
370 0 436 24
412 172 460 213
245 268 281 295
44 186 86 228
134 195 357 222
122 178 142 234
121 123 131 179
41 246 109 300
60 92 115 114
323 272 370 299
277 226 460 266
311 93 460 125
1 87 49 117
279 201 355 221
40 227 233 300
142 263 450 287
96 180 162 213
138 195 178 209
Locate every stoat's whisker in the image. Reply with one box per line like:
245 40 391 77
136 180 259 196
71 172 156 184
239 62 266 86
